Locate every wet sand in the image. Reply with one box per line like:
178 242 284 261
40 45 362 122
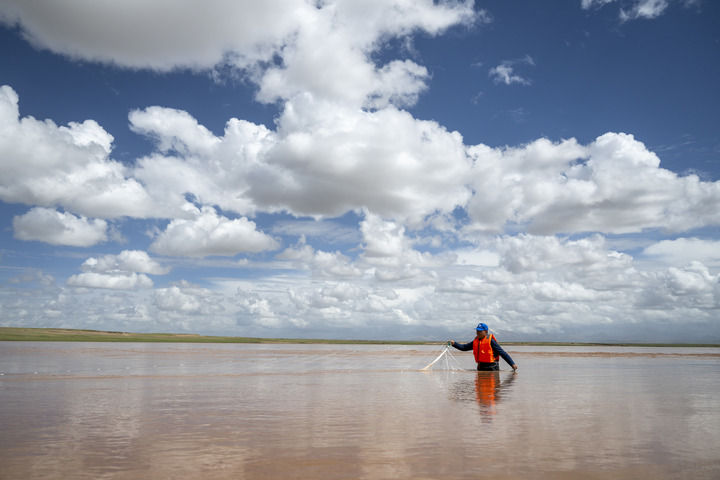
1 342 719 479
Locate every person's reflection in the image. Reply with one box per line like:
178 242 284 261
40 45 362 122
475 371 499 409
449 371 516 417
477 371 516 417
476 371 514 413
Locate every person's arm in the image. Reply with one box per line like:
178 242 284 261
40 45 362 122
491 338 518 370
449 340 473 351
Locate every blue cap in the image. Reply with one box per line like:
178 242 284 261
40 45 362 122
476 322 488 331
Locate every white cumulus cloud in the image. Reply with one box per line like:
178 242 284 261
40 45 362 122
0 0 305 71
13 207 108 247
131 107 274 217
66 250 168 290
255 97 472 224
581 0 695 22
467 133 720 234
149 206 279 258
495 234 632 275
278 237 362 278
132 98 472 225
489 56 534 86
581 0 616 9
154 285 203 314
81 250 170 275
67 272 154 290
0 85 155 219
0 0 476 78
361 213 409 258
620 0 670 21
643 238 720 268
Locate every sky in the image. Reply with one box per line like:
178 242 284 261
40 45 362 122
1 0 719 343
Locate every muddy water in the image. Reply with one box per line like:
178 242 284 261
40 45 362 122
1 343 719 479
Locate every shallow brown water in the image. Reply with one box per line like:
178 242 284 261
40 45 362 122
1 342 719 479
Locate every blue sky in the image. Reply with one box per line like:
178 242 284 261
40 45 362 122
1 0 719 342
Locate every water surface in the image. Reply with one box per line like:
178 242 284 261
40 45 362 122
1 342 719 479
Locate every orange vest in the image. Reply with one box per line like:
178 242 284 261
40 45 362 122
473 334 497 363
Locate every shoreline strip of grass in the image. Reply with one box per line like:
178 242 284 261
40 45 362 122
1 327 718 348
0 327 430 345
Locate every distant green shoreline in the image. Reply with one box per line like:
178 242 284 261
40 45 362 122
0 327 718 348
0 327 429 345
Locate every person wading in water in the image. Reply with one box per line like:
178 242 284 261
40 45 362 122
449 323 518 372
